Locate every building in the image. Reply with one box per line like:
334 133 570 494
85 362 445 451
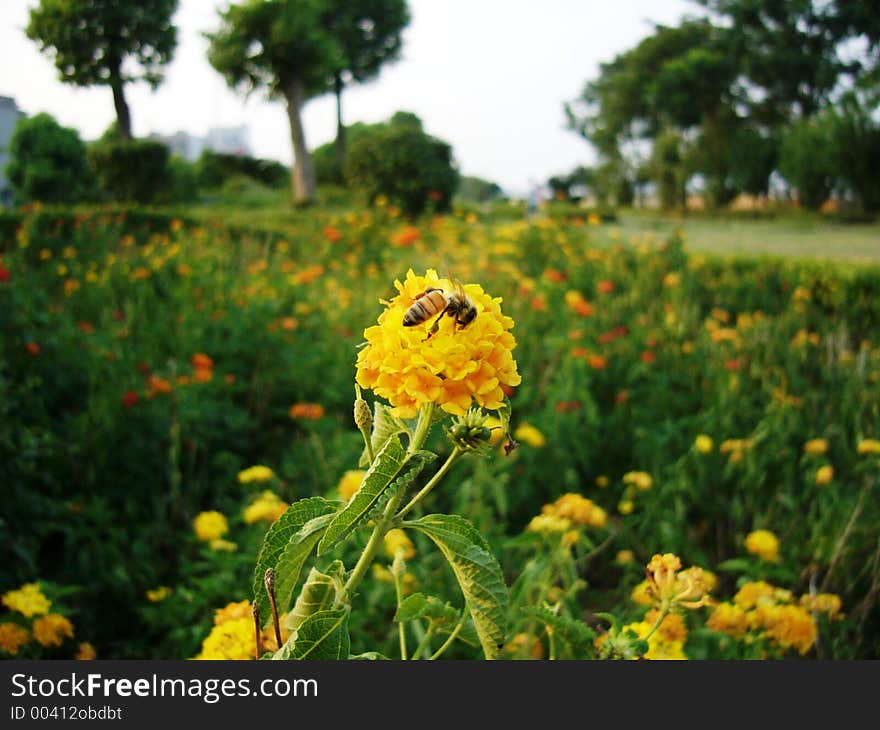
149 124 252 162
0 96 27 206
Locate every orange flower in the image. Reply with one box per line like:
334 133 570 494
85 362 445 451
640 350 656 364
596 279 615 294
588 354 607 370
542 268 567 283
147 375 173 395
390 226 421 247
193 367 214 383
323 225 342 242
191 353 214 370
289 403 325 420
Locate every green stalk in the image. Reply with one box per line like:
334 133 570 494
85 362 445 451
396 446 462 520
410 624 436 660
393 568 408 660
341 403 435 602
428 608 469 660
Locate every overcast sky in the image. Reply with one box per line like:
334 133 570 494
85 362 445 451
2 0 696 195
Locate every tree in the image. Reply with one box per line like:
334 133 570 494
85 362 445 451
206 0 339 205
323 0 410 170
26 0 178 140
6 113 95 204
779 114 836 210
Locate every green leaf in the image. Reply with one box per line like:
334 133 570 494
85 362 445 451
318 438 435 555
359 401 409 467
394 592 428 622
273 512 337 615
349 651 389 660
406 513 508 659
252 496 342 621
274 607 350 660
520 605 596 657
715 558 752 573
285 560 346 632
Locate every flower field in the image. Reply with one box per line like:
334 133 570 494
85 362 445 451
1 202 879 660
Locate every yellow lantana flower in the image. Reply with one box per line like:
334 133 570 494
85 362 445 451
193 511 228 542
237 465 276 484
2 582 51 618
384 528 416 560
355 269 521 418
243 491 288 525
0 623 31 655
514 423 545 448
32 614 74 648
337 470 366 501
745 529 780 562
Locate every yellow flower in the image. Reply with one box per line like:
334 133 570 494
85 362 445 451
799 593 843 619
694 435 714 454
193 511 228 542
2 582 51 617
543 493 607 528
752 603 817 655
595 475 610 488
803 438 828 456
0 623 30 655
32 614 74 648
237 465 276 484
213 600 252 625
616 549 635 565
815 465 834 486
745 529 780 562
622 620 687 660
243 491 288 525
194 617 254 660
734 581 791 610
384 528 416 560
644 553 713 610
337 470 366 501
75 642 97 660
514 423 545 448
146 586 172 603
355 269 521 418
630 580 652 606
857 438 880 455
706 602 750 639
526 514 572 535
623 471 653 490
618 499 634 515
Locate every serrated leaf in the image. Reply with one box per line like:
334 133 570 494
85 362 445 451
359 402 408 467
285 560 346 632
318 439 435 554
274 607 350 660
521 605 596 657
394 592 429 622
273 512 337 615
252 497 342 621
406 513 508 659
394 593 460 627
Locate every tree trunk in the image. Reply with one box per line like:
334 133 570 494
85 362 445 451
110 75 132 140
334 73 346 177
284 78 317 205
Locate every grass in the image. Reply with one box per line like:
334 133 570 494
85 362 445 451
612 209 880 263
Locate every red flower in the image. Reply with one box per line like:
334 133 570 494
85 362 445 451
323 226 342 243
640 350 656 364
121 391 139 409
0 267 10 282
25 342 41 356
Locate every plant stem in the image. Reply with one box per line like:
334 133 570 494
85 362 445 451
341 403 436 602
429 608 469 660
547 628 557 660
411 624 435 660
396 446 462 520
642 602 669 643
394 567 408 660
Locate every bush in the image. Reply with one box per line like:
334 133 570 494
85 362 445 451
5 113 95 204
88 139 171 204
779 115 837 210
345 115 459 216
195 151 288 190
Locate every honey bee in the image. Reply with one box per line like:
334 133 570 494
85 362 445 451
403 282 477 339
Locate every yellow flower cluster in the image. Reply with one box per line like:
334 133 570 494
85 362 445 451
514 423 546 448
720 438 755 463
2 582 51 617
146 586 172 603
355 269 521 418
803 438 828 456
542 493 607 528
744 529 780 562
642 554 715 611
243 491 288 525
384 528 416 560
0 623 31 655
694 434 714 453
857 438 880 455
237 465 276 484
194 600 288 660
193 510 228 542
707 581 836 656
32 614 74 648
526 514 572 535
623 471 653 490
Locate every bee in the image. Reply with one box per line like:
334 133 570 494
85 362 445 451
403 282 477 340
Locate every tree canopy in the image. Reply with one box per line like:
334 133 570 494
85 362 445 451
26 0 178 139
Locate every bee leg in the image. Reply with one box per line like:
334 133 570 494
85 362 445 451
423 310 446 341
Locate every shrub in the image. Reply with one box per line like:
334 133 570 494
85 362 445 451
5 113 95 204
88 138 171 204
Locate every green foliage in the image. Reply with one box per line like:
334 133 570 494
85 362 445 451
5 113 95 204
779 115 837 210
825 93 880 214
319 438 435 553
195 150 288 190
252 497 341 621
346 113 459 216
284 561 346 632
406 514 508 659
26 0 178 138
275 607 350 659
87 138 171 203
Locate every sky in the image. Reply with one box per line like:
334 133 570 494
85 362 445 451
1 0 697 196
